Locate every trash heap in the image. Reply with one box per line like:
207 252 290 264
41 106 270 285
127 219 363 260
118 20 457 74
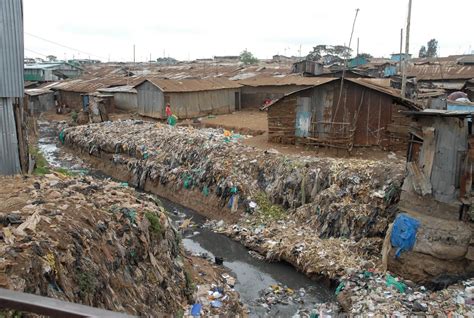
255 284 340 316
62 120 405 240
335 269 474 315
206 219 382 280
0 174 188 316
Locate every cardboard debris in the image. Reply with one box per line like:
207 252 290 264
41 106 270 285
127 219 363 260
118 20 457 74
0 174 243 317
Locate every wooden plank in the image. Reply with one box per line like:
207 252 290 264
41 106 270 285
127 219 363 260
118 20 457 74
386 124 410 135
421 127 436 180
406 161 432 196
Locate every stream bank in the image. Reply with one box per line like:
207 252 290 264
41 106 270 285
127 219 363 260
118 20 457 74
38 120 337 317
47 119 474 315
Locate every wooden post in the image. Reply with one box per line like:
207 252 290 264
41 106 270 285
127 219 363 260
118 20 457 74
401 0 412 99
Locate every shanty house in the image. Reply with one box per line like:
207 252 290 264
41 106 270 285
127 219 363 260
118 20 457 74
52 77 139 110
239 76 337 109
97 86 137 111
291 60 323 76
264 78 418 150
24 62 82 81
134 78 242 119
24 88 55 114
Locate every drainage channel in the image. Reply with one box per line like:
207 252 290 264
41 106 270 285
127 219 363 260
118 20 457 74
37 121 334 317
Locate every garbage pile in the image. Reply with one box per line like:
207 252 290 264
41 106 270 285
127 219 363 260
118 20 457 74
62 120 405 240
206 219 382 280
255 284 341 316
0 174 188 316
335 269 474 315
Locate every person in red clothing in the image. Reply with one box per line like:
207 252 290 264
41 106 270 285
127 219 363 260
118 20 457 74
165 103 172 118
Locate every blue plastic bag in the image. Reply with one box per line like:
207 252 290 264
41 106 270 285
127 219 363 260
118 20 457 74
390 214 420 258
190 303 202 316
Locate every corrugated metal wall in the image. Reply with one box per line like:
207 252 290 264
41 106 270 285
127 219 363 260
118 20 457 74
0 0 24 97
169 89 237 118
114 92 138 111
0 98 21 175
137 81 164 118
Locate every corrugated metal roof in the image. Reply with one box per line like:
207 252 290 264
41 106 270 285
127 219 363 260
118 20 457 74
97 85 137 93
135 78 242 92
0 98 21 175
24 62 83 70
0 0 24 97
238 76 337 87
25 88 53 96
52 77 143 93
345 78 402 98
405 61 474 80
262 78 420 110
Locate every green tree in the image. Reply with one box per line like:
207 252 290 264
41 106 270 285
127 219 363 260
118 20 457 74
240 49 258 65
357 53 373 59
426 39 438 57
306 44 352 61
418 45 427 58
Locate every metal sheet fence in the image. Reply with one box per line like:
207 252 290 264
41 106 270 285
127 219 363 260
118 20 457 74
0 98 21 175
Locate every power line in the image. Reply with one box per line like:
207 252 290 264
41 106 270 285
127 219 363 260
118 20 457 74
25 48 48 57
25 32 106 60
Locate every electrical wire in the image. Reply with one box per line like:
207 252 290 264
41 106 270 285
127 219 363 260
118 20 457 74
25 32 106 60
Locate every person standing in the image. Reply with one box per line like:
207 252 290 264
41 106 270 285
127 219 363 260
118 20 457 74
165 103 172 118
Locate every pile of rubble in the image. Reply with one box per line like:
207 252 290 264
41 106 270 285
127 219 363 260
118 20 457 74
336 269 474 315
62 120 405 240
0 174 242 316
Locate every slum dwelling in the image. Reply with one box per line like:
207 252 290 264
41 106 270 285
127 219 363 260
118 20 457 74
264 77 420 151
133 78 242 119
383 110 474 285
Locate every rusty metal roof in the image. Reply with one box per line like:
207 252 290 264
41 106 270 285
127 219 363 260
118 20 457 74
405 61 474 80
135 78 241 92
238 76 337 87
52 77 143 93
262 77 420 110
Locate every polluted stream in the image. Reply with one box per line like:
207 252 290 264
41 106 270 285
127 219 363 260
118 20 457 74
37 120 334 317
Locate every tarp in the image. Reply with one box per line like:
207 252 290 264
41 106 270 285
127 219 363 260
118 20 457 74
390 214 420 258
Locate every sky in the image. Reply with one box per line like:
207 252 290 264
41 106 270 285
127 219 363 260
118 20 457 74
23 0 474 62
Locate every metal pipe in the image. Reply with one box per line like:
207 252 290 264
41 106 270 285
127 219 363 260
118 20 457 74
0 288 135 318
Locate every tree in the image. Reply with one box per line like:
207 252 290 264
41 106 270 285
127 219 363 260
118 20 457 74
418 45 427 58
46 55 57 62
306 44 352 62
418 39 438 58
357 53 373 59
426 39 438 57
240 49 258 65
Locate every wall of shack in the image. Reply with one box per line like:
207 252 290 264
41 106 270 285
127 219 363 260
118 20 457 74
137 81 165 118
58 90 83 110
168 89 238 118
268 81 410 148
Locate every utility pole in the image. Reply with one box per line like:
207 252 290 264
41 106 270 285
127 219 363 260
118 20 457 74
399 28 403 73
357 37 359 56
401 0 412 99
133 44 136 63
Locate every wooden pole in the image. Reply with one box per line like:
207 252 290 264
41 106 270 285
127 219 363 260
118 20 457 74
401 0 412 99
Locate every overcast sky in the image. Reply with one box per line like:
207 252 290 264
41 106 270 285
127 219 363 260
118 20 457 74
23 0 473 62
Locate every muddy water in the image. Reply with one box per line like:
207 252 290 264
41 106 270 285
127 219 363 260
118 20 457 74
37 121 334 317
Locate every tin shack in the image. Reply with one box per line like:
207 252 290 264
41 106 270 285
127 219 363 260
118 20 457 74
263 78 419 150
134 78 241 119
